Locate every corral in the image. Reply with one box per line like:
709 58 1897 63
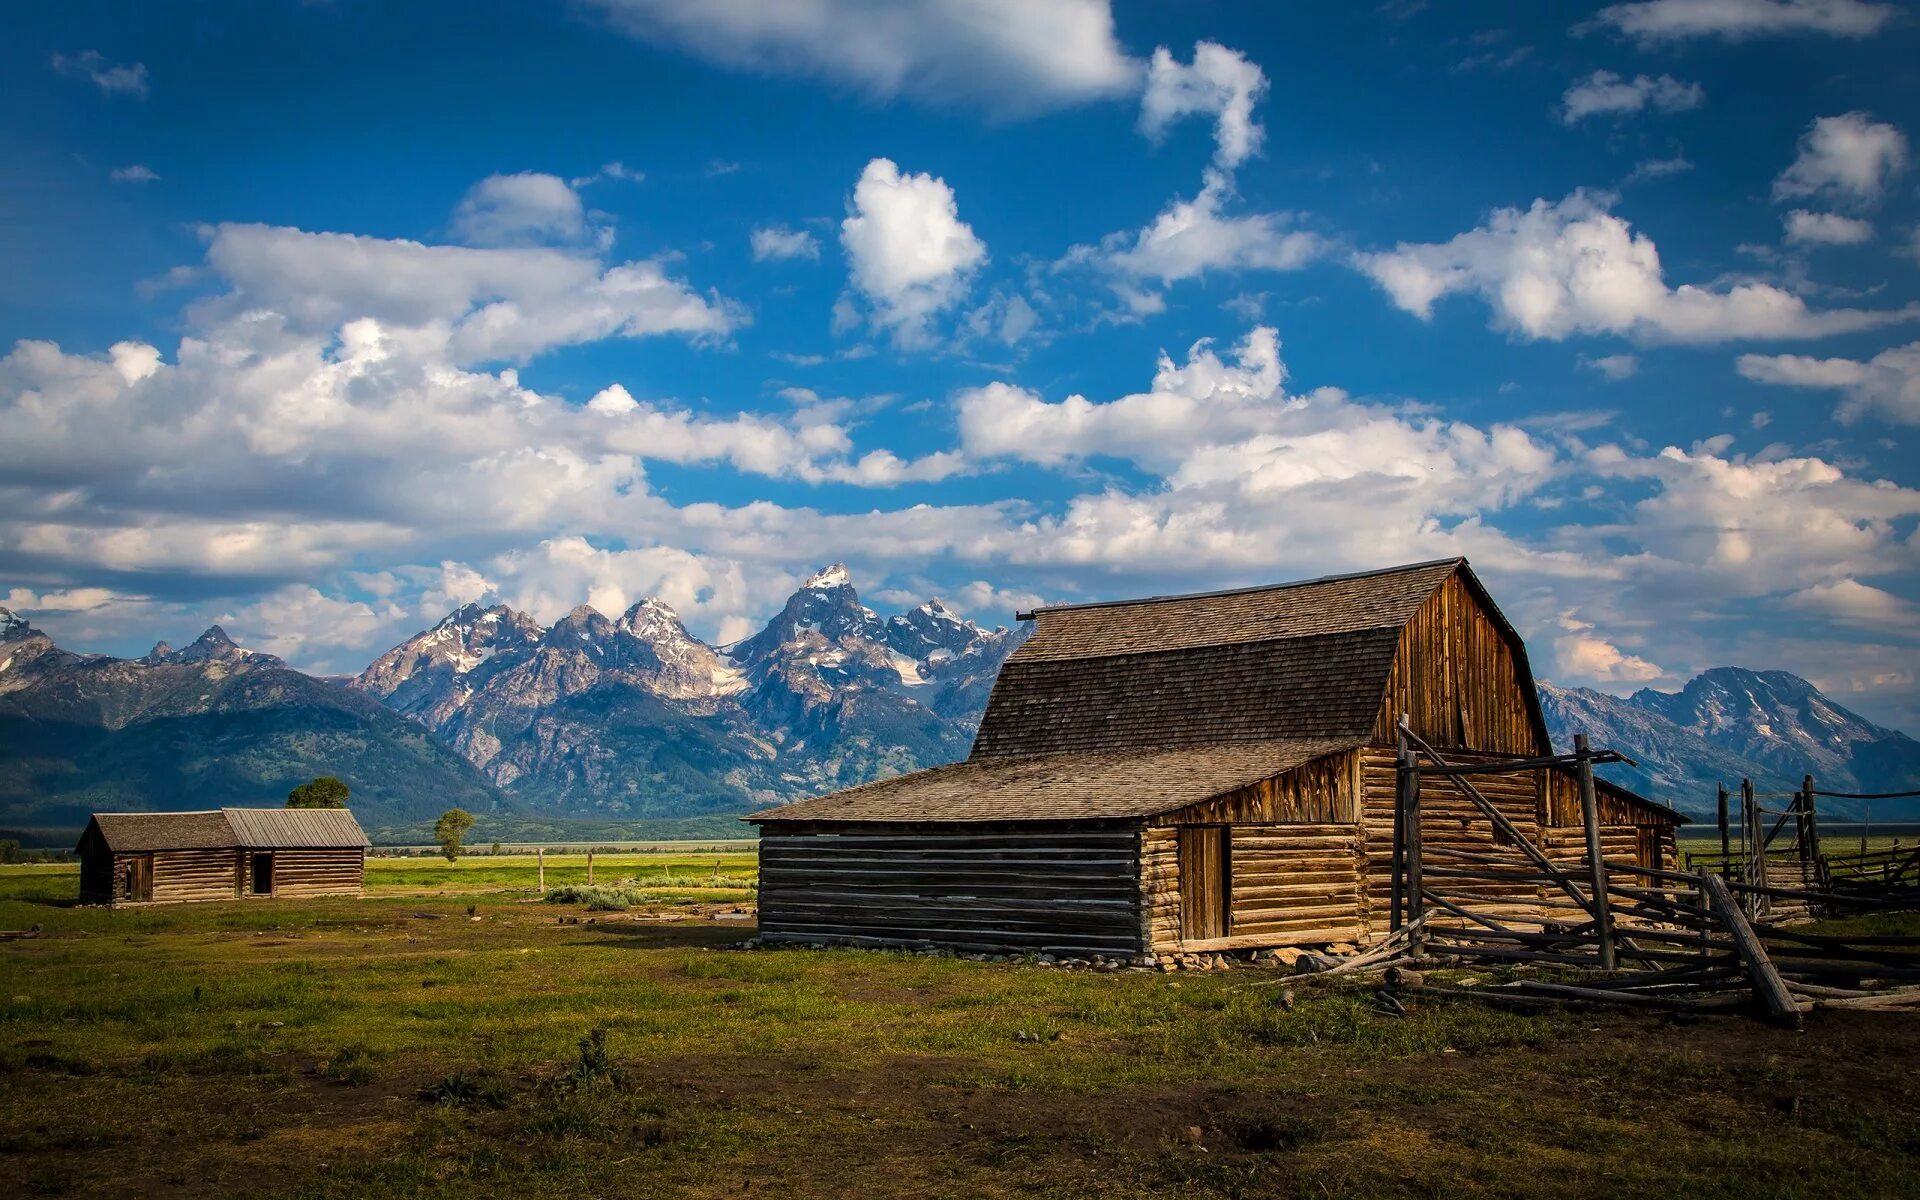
751 559 1683 958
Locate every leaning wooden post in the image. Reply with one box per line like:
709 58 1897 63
1716 784 1730 862
1400 726 1424 925
1574 733 1615 971
1390 726 1409 933
537 847 546 894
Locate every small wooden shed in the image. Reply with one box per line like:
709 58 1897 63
76 808 370 905
748 559 1684 958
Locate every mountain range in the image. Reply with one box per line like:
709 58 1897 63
4 568 1918 837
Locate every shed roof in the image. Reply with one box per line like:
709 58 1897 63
221 807 371 848
751 738 1359 824
80 808 370 852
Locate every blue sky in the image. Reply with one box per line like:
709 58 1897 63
4 0 1920 726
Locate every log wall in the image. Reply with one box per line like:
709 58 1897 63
1359 746 1546 917
1371 572 1544 755
256 849 366 898
140 849 241 904
757 826 1144 957
1143 823 1368 952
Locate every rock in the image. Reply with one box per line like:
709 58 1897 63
1272 947 1306 966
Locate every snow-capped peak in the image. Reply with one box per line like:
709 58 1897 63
804 563 853 590
0 607 33 640
620 597 689 642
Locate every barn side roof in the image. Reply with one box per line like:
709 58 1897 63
973 559 1485 760
750 739 1361 824
222 808 371 849
79 808 371 852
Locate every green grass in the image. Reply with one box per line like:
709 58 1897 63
3 861 1918 1199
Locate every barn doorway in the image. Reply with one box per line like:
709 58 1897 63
124 855 152 902
1178 826 1231 940
250 852 274 895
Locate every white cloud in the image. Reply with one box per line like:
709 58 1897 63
1354 190 1919 343
586 0 1139 114
1582 353 1641 380
1737 342 1920 424
1067 168 1322 301
1783 209 1874 245
569 161 644 188
1555 612 1665 682
450 172 593 247
1773 113 1910 206
50 50 148 99
751 226 821 262
839 157 987 347
201 221 735 364
1139 42 1267 169
1786 578 1920 633
1560 71 1703 123
1592 0 1895 41
110 165 159 184
1624 156 1694 184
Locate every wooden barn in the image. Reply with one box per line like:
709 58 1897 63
748 559 1684 959
76 808 370 906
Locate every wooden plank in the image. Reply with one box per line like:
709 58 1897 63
1701 873 1801 1029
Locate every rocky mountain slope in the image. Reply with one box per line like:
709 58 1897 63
0 611 504 832
350 565 1027 816
1542 668 1920 819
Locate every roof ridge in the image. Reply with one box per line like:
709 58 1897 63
1016 557 1464 620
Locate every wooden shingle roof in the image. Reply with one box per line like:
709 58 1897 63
85 811 238 852
750 739 1359 824
972 559 1472 760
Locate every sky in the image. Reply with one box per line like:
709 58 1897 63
3 0 1920 727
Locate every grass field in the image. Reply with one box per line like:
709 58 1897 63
3 859 1919 1199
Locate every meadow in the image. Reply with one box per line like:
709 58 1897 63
3 855 1918 1199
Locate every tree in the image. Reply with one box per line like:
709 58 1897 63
435 809 476 862
287 776 350 809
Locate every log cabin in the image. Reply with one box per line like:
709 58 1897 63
747 558 1684 959
76 807 370 905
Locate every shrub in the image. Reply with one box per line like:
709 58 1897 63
543 885 640 911
421 1068 513 1109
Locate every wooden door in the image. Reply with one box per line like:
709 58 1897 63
1178 827 1230 941
127 854 152 902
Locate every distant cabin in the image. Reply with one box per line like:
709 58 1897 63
76 808 370 906
748 558 1684 959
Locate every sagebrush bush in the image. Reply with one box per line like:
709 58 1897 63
542 885 640 910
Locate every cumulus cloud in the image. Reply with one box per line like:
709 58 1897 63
1773 113 1910 206
751 226 821 262
1783 210 1874 245
1560 71 1702 123
1354 190 1919 343
50 50 148 99
1737 342 1920 424
1139 42 1267 169
1786 578 1920 633
1592 0 1895 41
1555 612 1665 682
839 157 987 346
585 0 1139 114
200 221 735 364
1062 169 1322 311
450 172 594 247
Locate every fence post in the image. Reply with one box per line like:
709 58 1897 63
1390 725 1408 933
587 848 595 885
1396 718 1423 925
537 847 546 894
1716 783 1730 861
1574 734 1615 971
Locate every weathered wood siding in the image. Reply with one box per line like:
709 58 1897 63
135 849 241 904
1144 823 1367 952
78 851 113 904
1148 750 1358 826
1370 572 1543 755
757 825 1143 956
252 849 366 898
1360 746 1545 916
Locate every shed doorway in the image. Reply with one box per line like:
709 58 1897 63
124 855 152 902
1178 826 1231 940
250 852 274 896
